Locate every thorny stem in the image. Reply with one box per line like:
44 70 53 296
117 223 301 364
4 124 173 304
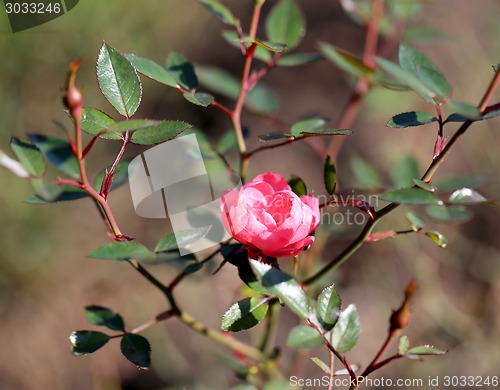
232 1 264 180
179 311 265 362
324 341 358 384
325 0 383 161
246 133 319 158
63 62 270 369
305 68 499 285
69 101 123 238
361 330 396 377
327 349 335 390
130 309 175 334
127 256 266 363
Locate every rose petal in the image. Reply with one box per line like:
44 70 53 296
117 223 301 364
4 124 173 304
263 236 315 257
220 172 320 258
301 195 321 233
253 172 290 192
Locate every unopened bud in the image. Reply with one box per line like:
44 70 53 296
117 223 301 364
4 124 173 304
390 280 416 332
63 58 84 120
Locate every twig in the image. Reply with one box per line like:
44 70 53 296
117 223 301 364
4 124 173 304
304 68 500 285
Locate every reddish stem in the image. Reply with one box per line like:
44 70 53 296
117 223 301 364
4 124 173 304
326 0 384 162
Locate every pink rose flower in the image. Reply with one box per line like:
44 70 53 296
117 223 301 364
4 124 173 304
220 172 320 258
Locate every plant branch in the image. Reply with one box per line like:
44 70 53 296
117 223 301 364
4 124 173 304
232 1 264 179
127 257 265 361
167 244 224 291
258 298 280 352
325 0 383 161
131 309 175 334
324 342 357 385
361 330 396 377
305 68 500 285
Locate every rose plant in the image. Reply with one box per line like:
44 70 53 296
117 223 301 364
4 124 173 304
1 0 499 389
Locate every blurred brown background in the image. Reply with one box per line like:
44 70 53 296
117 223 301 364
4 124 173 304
0 0 499 389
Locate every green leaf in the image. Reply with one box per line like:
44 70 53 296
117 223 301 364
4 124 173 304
166 51 198 90
258 132 293 142
81 108 119 139
291 117 327 136
216 130 238 154
250 260 309 319
286 326 324 349
324 155 337 195
27 134 80 179
445 101 480 120
405 211 425 231
196 65 239 98
376 57 435 103
10 137 46 177
318 42 374 78
265 0 305 51
316 285 341 331
416 65 451 99
424 231 448 248
398 43 450 99
195 65 278 114
221 30 272 62
277 53 323 67
288 175 307 197
97 43 142 118
184 262 203 275
351 156 382 189
88 118 190 142
221 297 269 332
130 120 192 145
412 178 436 192
70 331 110 356
121 334 151 369
124 54 177 88
255 39 286 53
378 188 442 205
398 335 410 355
85 305 125 331
197 0 236 25
391 156 419 188
331 304 360 353
246 83 279 115
221 247 268 294
406 345 447 356
448 188 487 204
387 111 436 128
425 205 472 223
183 92 214 107
300 129 352 136
310 357 330 374
89 242 156 261
154 227 211 252
27 179 88 204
